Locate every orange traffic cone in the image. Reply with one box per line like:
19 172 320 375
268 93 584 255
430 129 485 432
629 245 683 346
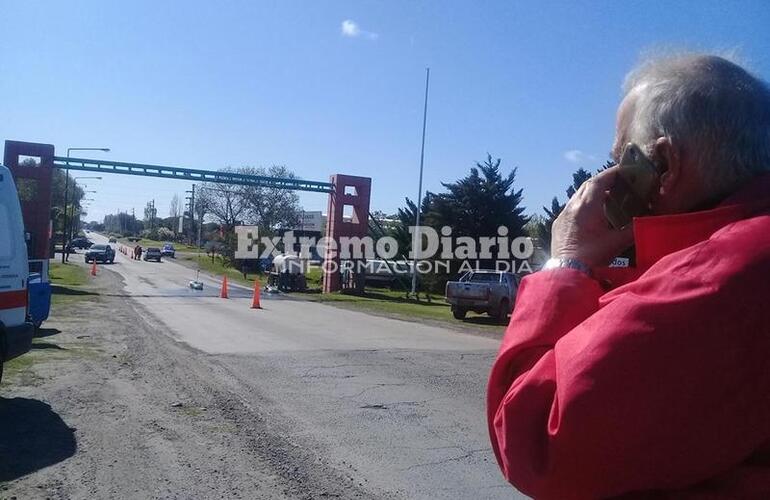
220 275 229 299
91 260 97 276
251 279 262 309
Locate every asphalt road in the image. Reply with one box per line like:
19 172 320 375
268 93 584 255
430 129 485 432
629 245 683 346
75 235 523 498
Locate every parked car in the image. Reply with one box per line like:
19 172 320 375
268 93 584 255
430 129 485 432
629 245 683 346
143 247 162 262
108 237 117 243
445 270 520 322
85 244 116 263
161 243 176 258
68 237 93 250
0 164 34 382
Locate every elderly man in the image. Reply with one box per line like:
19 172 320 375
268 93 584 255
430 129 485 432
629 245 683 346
488 54 770 499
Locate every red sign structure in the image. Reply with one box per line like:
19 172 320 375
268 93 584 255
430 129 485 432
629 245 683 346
4 140 55 260
322 174 372 293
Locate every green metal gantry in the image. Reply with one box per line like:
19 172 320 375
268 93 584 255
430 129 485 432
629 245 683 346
53 156 334 193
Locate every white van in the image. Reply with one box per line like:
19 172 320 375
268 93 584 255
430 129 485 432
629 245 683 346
0 163 33 383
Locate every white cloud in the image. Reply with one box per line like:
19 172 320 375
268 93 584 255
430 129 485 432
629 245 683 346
341 19 378 40
563 149 596 164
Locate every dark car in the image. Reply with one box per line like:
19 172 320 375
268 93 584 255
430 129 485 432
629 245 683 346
68 237 93 250
143 247 162 262
161 243 176 258
85 244 115 264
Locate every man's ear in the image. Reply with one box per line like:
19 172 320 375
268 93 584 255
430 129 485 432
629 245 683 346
652 137 680 196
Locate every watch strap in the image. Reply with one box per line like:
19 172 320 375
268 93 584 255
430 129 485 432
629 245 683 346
542 257 592 277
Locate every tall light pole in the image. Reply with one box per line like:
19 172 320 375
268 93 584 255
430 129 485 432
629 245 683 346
62 147 109 262
411 68 430 298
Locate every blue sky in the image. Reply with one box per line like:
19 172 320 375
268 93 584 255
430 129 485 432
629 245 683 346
2 0 769 222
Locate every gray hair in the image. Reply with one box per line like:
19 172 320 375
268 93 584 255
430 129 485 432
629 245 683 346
623 53 770 197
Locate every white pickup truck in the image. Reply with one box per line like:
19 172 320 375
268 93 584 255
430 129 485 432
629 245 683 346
0 164 34 383
445 270 520 323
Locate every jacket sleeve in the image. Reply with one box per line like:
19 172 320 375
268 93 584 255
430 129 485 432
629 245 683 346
487 259 770 499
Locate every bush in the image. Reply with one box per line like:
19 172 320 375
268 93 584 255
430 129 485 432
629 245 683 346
156 227 175 241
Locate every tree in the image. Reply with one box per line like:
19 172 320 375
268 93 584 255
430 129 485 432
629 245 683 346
200 168 250 260
425 154 528 249
566 168 593 198
597 159 617 173
200 170 247 229
144 201 157 228
239 165 302 231
536 197 565 249
48 167 84 242
537 167 593 248
102 212 142 236
169 194 182 219
389 197 420 259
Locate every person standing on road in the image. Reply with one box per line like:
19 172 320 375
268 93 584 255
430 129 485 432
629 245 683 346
488 54 770 499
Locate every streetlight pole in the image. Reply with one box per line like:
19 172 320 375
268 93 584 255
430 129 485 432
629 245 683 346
411 68 430 298
66 176 103 249
62 147 109 262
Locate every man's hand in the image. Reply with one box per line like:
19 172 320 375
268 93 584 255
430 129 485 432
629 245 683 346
551 167 635 268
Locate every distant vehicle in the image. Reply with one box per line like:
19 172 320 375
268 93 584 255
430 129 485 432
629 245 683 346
108 237 117 243
445 270 520 322
161 243 175 258
68 237 93 250
0 164 34 382
363 259 414 287
143 247 162 262
85 244 116 264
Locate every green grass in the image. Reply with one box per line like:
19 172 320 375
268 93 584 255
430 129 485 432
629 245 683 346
2 353 36 384
306 265 323 288
306 288 456 322
49 261 88 287
48 260 99 306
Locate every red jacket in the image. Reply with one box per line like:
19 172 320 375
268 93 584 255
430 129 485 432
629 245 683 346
488 175 770 499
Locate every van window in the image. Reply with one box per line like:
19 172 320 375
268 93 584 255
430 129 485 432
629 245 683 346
0 204 15 259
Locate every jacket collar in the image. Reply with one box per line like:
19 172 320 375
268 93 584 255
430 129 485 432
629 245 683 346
633 173 770 269
594 173 770 289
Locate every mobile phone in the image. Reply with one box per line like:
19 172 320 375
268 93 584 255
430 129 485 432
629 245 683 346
603 143 660 230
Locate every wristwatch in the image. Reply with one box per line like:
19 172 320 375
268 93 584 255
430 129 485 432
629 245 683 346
542 257 592 277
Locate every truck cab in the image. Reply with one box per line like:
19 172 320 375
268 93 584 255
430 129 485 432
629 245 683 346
0 164 34 383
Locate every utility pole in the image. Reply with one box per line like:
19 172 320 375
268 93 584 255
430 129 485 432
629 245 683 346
151 199 156 231
411 67 430 298
185 185 195 245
